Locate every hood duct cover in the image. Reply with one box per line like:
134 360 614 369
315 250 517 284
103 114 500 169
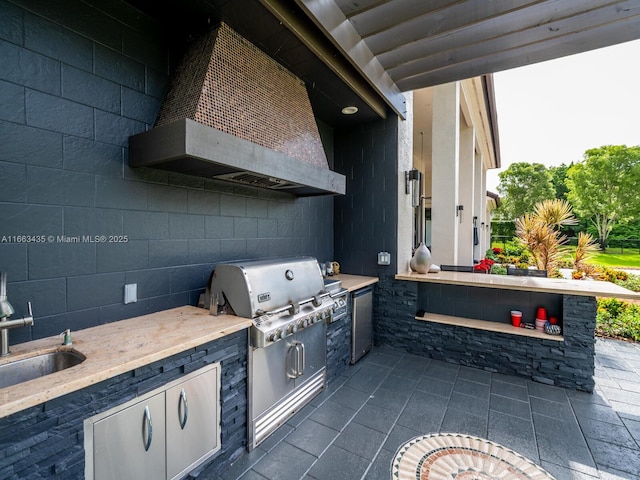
129 23 345 196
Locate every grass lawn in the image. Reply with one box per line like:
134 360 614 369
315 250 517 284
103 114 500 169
586 251 640 269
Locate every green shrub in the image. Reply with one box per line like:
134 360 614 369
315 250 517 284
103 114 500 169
616 273 640 292
490 264 507 275
596 298 640 342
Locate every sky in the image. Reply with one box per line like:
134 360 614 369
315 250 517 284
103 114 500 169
486 38 640 192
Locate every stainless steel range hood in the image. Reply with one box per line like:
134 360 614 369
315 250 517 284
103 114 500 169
129 118 345 196
128 23 345 197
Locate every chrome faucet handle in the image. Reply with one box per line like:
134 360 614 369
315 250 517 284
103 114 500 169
26 301 33 317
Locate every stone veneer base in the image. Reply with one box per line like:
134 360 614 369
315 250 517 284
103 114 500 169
375 275 596 392
0 331 248 480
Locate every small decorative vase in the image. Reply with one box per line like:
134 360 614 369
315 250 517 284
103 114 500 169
410 242 431 274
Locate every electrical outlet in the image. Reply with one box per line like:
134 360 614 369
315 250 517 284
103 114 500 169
124 284 137 304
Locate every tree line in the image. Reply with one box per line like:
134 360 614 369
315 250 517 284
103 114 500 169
494 145 640 249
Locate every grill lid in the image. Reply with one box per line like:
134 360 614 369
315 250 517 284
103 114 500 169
206 256 325 318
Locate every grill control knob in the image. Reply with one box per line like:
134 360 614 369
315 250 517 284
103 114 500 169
268 329 282 342
287 323 298 335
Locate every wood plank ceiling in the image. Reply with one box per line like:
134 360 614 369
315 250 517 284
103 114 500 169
296 0 640 116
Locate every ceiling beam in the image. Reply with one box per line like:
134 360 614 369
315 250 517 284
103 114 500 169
294 0 406 119
388 0 640 83
396 15 640 91
258 0 389 120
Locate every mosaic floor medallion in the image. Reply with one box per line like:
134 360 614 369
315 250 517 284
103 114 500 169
392 433 556 480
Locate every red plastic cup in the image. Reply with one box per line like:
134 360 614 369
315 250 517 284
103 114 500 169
510 310 522 327
536 307 547 320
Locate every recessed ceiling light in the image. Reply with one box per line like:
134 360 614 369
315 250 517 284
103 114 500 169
341 106 358 115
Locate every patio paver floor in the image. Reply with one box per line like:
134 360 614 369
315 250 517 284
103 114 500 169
207 338 640 480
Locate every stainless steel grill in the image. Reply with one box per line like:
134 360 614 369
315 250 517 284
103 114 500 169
204 256 345 449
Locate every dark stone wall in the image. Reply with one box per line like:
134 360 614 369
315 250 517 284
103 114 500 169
326 297 352 381
419 283 563 325
0 0 334 345
375 277 596 392
0 330 248 479
333 118 398 277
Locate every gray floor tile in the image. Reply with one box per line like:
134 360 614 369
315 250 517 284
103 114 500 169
382 424 422 452
391 356 430 379
415 376 455 397
332 422 387 460
366 386 412 413
309 402 356 431
490 394 531 420
609 400 640 422
239 470 269 480
328 385 372 410
586 437 640 476
488 410 539 463
440 408 488 438
286 403 317 428
492 372 528 386
622 417 640 446
352 403 398 433
447 391 489 418
395 397 444 435
363 448 394 480
306 445 370 480
423 363 459 383
344 363 391 393
251 442 316 480
530 396 575 420
491 379 530 401
528 381 569 403
284 419 338 457
579 418 638 449
364 350 403 368
540 460 599 480
220 447 267 480
617 379 640 393
604 368 640 383
570 399 624 426
258 423 295 452
532 413 583 441
379 372 418 392
601 386 640 406
536 433 597 477
458 365 492 385
453 378 491 398
599 467 640 480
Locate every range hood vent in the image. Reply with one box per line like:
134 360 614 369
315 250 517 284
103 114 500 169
129 23 345 197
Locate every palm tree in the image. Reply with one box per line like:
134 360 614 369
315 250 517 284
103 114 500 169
515 199 577 276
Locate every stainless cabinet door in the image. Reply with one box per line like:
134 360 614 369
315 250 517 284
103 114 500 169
251 338 295 417
352 289 373 363
93 392 166 480
294 321 327 386
166 366 220 480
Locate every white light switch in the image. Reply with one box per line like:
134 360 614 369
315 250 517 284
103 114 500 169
378 251 391 265
124 284 137 304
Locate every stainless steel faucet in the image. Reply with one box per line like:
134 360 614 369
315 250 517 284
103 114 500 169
0 272 34 356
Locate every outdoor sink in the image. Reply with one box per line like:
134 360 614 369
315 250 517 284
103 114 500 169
0 350 86 389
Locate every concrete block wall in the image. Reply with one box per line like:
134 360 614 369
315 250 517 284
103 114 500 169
0 0 334 345
334 118 399 277
375 276 596 392
0 330 248 479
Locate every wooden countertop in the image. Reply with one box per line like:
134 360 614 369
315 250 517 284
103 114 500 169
395 271 640 300
0 306 252 419
332 273 379 292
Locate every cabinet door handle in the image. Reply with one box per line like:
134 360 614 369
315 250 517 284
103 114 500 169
298 342 305 377
142 406 153 452
178 388 189 430
286 343 297 379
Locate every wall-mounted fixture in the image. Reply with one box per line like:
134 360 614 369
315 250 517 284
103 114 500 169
405 169 421 207
377 252 391 265
456 205 464 223
341 106 358 115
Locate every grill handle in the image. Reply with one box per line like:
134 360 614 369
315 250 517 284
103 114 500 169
259 291 332 317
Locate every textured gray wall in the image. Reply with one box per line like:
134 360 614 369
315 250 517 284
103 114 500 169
333 117 398 276
0 0 334 344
